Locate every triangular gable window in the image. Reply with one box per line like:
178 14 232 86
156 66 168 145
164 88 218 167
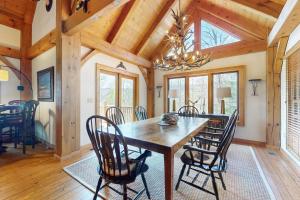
201 20 240 49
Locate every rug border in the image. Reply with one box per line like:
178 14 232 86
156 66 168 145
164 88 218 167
249 146 276 200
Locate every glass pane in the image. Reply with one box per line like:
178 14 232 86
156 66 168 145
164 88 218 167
189 76 208 114
213 72 238 114
99 73 116 116
120 77 134 122
201 20 240 49
168 78 186 112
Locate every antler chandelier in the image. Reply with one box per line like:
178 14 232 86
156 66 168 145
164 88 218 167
154 0 211 71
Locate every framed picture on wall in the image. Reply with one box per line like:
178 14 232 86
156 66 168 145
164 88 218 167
37 66 54 102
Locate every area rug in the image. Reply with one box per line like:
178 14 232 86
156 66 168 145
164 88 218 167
64 144 275 200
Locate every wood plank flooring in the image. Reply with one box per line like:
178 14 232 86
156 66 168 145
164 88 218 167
0 144 300 200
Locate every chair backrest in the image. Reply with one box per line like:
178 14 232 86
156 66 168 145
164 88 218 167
177 106 199 117
135 106 148 121
211 110 238 169
8 100 26 105
23 100 39 127
86 115 131 178
218 109 237 141
106 106 125 125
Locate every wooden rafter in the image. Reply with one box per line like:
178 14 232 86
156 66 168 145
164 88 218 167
27 29 57 59
201 40 267 60
268 0 300 46
106 0 136 43
24 0 37 24
134 0 177 55
197 0 268 40
0 11 23 30
63 0 131 35
81 31 151 68
231 0 283 18
0 45 20 59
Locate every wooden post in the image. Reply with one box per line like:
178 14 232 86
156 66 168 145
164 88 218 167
20 23 33 100
56 0 81 158
266 37 289 148
147 67 155 117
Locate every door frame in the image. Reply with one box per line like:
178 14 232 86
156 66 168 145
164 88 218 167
96 64 139 120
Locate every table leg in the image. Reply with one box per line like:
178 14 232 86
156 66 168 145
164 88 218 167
164 149 174 200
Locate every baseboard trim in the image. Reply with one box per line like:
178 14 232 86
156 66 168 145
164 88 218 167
233 138 266 147
54 144 93 161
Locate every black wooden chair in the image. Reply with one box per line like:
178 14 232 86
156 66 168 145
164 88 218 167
194 110 237 150
86 115 151 200
135 106 148 121
175 111 238 200
23 100 39 150
106 106 126 125
106 106 142 154
178 105 199 117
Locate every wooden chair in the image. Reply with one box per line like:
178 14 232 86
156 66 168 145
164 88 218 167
106 106 125 125
23 100 39 149
194 110 237 150
175 111 238 200
178 106 199 117
135 106 148 121
106 106 142 154
86 115 151 200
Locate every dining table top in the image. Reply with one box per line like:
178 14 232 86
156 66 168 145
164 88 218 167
117 116 208 153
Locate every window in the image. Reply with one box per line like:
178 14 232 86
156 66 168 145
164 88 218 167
201 20 240 49
185 23 195 52
189 76 208 113
164 66 245 125
168 78 186 112
213 72 238 114
96 64 138 122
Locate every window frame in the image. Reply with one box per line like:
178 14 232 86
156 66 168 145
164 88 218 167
163 65 245 126
96 64 139 121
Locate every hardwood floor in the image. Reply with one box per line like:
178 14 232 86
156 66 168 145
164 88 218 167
0 144 300 200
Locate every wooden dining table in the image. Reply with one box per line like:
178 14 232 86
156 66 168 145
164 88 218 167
117 116 208 200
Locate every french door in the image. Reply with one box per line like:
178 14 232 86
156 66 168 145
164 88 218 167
97 66 138 122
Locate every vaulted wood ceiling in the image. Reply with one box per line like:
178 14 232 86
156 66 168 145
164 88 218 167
82 0 285 61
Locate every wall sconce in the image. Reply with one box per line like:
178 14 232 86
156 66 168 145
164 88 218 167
249 79 262 96
156 85 162 98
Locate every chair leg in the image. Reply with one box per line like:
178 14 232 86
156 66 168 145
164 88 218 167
141 173 150 199
139 147 142 154
175 164 186 190
93 176 102 200
211 172 219 200
22 129 26 154
186 165 191 176
218 172 226 190
123 184 127 200
32 126 35 149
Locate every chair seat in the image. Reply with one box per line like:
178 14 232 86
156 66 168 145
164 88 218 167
103 157 149 177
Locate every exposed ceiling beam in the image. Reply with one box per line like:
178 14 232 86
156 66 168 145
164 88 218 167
106 0 136 43
0 45 21 59
24 0 37 24
201 40 267 60
63 0 131 35
197 0 268 40
270 0 287 6
268 0 300 46
198 9 259 40
274 37 289 72
0 11 23 30
134 0 177 55
81 31 152 68
231 0 283 18
27 29 57 59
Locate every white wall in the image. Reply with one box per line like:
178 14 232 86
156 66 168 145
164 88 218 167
31 1 57 145
0 57 20 104
32 0 56 44
80 48 148 146
32 47 56 144
286 23 300 56
155 51 267 142
0 25 20 49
